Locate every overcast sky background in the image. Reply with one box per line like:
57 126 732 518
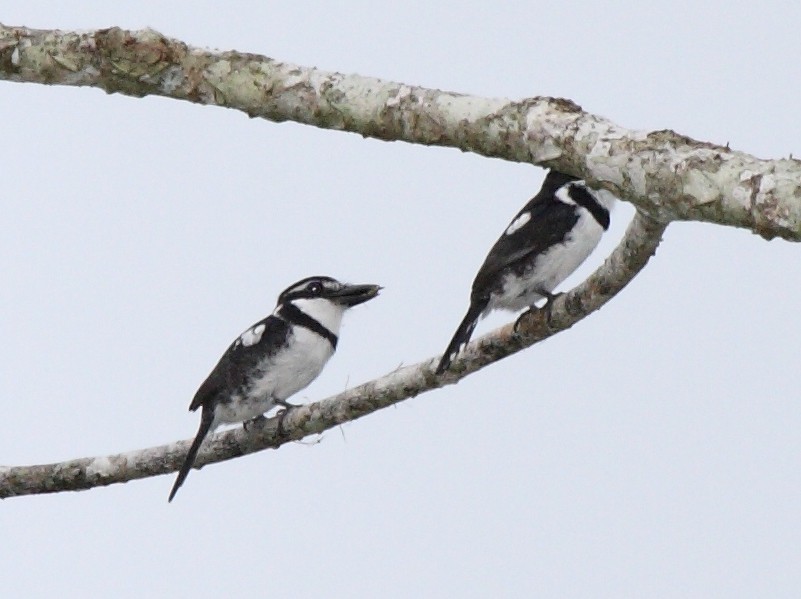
2 3 800 597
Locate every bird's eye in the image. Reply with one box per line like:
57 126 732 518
306 281 322 294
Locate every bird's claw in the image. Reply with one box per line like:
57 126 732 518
515 291 563 332
242 414 267 432
276 407 294 438
538 289 563 327
513 312 529 334
273 399 299 438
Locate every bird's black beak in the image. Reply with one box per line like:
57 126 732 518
329 283 382 306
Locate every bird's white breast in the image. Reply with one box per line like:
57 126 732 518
213 323 336 425
493 208 606 313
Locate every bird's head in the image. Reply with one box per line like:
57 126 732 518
279 276 381 306
277 276 381 334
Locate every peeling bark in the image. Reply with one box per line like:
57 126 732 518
0 24 799 240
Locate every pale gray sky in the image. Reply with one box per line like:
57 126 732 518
2 2 801 597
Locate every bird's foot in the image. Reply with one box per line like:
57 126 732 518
275 408 293 438
515 290 563 332
538 289 563 326
513 312 528 334
274 400 299 438
242 414 267 432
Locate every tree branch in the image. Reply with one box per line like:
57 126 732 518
0 24 799 240
0 212 666 499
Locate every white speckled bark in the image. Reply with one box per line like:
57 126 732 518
0 23 785 498
0 24 799 240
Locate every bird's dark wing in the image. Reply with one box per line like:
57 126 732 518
188 315 292 412
471 196 578 297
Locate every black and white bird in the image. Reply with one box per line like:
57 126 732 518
435 170 616 374
168 276 380 501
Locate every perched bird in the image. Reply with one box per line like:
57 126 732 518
169 276 381 501
435 170 616 374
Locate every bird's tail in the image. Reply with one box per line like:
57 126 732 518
168 408 215 502
435 300 487 374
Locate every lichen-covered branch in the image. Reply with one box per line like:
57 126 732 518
0 212 666 499
0 23 799 240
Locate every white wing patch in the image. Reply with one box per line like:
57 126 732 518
505 211 531 235
239 323 266 347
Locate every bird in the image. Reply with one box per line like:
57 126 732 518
435 170 616 374
168 275 381 501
